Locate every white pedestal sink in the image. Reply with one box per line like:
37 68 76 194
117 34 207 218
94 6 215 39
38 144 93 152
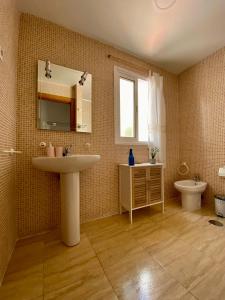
32 155 100 246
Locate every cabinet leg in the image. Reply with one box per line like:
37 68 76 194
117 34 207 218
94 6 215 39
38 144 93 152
129 210 133 224
162 201 165 213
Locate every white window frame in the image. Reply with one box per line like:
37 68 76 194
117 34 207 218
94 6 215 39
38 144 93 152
114 66 148 145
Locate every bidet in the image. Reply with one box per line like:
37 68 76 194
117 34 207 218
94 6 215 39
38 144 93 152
174 179 207 211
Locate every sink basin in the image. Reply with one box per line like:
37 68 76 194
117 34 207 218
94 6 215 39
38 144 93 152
32 154 100 173
32 154 100 247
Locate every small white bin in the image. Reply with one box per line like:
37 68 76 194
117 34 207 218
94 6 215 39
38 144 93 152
215 195 225 217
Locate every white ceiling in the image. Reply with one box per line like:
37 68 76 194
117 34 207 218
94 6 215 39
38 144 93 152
16 0 225 74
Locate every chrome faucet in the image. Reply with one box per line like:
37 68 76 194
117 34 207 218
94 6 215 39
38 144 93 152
193 174 200 183
63 145 72 156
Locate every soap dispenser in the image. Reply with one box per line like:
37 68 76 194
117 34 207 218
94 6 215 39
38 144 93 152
46 142 55 157
128 148 135 166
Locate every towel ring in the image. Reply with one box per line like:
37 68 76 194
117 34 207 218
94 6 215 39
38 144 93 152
177 162 190 176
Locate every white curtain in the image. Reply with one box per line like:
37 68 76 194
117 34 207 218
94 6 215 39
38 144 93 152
147 72 166 165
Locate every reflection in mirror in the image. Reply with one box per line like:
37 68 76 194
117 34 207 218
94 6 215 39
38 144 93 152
37 60 92 132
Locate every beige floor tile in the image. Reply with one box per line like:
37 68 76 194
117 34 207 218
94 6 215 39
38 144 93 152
82 206 165 236
0 271 43 300
44 256 106 294
16 230 60 248
83 222 125 249
120 209 155 225
179 222 224 253
165 246 215 290
44 234 107 294
179 210 205 223
132 224 174 250
147 204 182 223
1 202 223 300
195 208 222 220
190 263 225 300
81 216 124 236
82 214 152 261
146 236 190 267
89 227 134 250
126 206 171 224
128 219 160 239
179 224 205 242
159 214 196 236
198 233 225 264
0 241 44 300
44 274 117 300
180 293 197 300
102 247 188 300
6 241 44 275
44 233 94 262
4 263 43 284
90 230 143 268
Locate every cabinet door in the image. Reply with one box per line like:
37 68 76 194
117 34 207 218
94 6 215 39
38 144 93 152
132 168 147 208
147 167 162 204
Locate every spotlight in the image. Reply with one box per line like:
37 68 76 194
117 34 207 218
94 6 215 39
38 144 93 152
79 71 88 86
45 60 52 79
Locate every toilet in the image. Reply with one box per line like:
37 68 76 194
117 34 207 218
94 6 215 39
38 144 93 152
174 180 207 211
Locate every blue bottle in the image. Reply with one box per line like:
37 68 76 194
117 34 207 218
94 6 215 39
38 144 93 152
128 148 135 166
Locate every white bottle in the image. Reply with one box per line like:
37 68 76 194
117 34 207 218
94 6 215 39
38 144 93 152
46 142 55 157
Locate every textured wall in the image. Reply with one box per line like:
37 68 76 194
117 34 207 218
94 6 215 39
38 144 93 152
179 47 225 207
0 0 19 284
17 14 179 237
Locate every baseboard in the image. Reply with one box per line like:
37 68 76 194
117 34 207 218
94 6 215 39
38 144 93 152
0 238 18 286
17 227 59 242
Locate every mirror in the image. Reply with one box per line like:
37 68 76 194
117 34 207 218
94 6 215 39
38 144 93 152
37 60 92 132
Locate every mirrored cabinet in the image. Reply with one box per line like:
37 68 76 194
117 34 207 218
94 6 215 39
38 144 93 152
37 60 92 133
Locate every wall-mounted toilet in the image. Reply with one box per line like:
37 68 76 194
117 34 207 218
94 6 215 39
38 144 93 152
174 180 207 211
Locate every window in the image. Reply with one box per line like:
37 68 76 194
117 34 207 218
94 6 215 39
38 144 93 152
119 78 135 138
114 66 149 144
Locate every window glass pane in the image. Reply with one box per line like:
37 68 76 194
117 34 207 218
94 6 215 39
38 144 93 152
120 78 135 137
138 79 148 142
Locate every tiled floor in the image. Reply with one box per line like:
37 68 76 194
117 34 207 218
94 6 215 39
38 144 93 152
1 201 225 300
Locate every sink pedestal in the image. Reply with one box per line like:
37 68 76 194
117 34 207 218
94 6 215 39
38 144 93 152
32 154 100 247
60 172 80 246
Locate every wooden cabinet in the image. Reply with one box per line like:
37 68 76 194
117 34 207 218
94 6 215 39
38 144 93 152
119 163 164 223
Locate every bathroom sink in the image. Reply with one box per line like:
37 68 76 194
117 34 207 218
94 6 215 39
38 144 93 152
32 154 100 247
32 154 100 173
